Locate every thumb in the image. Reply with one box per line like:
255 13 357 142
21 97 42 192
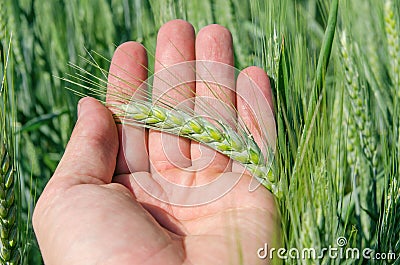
52 97 119 186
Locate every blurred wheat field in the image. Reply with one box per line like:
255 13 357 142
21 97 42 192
0 0 399 264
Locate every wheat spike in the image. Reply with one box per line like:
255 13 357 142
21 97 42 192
115 100 280 196
340 32 378 172
0 141 18 265
340 32 379 240
379 177 400 255
384 0 400 96
0 33 19 265
0 1 5 44
65 51 279 197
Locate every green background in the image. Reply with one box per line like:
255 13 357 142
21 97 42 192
1 0 399 264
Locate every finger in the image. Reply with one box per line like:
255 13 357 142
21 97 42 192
52 97 119 185
149 20 195 172
106 42 149 174
192 24 235 172
232 66 276 174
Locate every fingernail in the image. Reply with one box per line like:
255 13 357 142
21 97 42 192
77 97 88 118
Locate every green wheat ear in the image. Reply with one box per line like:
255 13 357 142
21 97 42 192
116 101 280 196
0 35 20 265
384 0 400 94
64 51 280 198
0 142 18 264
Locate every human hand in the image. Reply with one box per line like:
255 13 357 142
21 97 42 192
33 20 279 265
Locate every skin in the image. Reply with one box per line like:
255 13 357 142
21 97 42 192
33 20 280 265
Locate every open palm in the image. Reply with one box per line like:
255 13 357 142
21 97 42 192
33 20 279 265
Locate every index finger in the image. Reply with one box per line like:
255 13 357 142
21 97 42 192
107 42 149 174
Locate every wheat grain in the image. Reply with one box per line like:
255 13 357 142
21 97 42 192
345 112 360 172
